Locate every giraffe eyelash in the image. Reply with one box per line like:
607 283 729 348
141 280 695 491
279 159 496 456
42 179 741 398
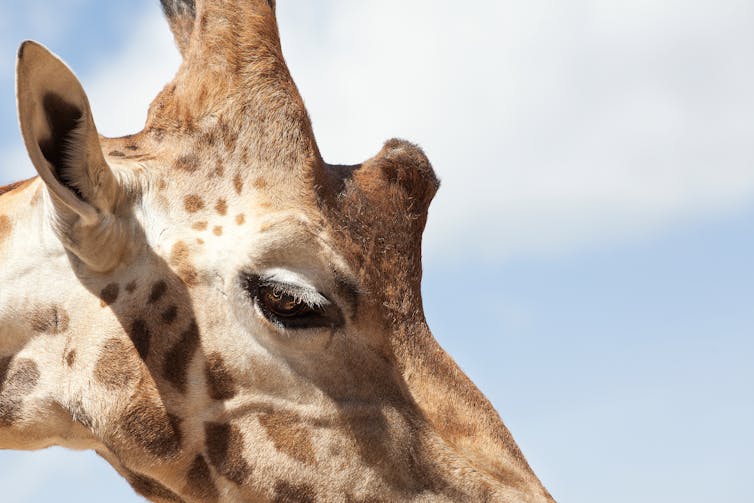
240 273 343 330
256 279 330 310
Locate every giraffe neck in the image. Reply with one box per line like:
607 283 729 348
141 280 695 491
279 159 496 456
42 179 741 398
0 177 97 451
0 177 51 289
386 320 554 501
0 178 63 289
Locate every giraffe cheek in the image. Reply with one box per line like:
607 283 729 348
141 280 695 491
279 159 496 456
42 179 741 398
183 455 220 502
94 338 141 390
117 393 183 459
204 422 253 486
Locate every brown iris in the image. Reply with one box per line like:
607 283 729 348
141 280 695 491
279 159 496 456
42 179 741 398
258 285 310 318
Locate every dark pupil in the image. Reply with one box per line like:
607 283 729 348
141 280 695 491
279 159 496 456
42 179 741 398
264 288 305 317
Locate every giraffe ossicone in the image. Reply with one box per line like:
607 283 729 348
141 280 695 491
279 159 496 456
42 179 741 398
0 1 555 501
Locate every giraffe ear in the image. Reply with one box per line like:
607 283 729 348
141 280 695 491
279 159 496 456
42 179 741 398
16 40 119 225
16 41 129 272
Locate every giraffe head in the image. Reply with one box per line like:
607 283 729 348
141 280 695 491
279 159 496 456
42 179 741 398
0 1 554 501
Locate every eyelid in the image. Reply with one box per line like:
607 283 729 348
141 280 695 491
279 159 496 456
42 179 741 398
240 271 345 330
240 273 345 330
258 279 330 309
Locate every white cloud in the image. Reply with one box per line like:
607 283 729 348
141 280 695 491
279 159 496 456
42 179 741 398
4 0 754 262
0 1 87 62
82 9 180 137
279 0 754 260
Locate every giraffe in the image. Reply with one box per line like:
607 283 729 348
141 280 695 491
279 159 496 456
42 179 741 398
0 1 555 501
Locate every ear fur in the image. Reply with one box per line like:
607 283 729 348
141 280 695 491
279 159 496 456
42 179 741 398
16 41 129 272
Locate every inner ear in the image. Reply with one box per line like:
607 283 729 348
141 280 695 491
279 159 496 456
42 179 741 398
38 93 85 200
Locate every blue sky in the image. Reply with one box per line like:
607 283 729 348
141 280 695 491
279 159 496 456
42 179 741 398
1 1 753 502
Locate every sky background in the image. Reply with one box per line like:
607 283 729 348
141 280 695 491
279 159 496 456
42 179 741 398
1 1 753 502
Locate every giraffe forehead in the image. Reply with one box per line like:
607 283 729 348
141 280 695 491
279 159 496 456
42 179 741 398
142 188 341 281
105 133 374 285
133 117 300 191
137 160 309 262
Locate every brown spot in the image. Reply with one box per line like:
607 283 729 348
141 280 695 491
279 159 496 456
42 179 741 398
205 422 252 485
0 398 20 428
213 226 223 236
174 154 200 172
158 179 167 191
253 177 267 190
219 120 236 151
3 359 39 395
163 320 200 393
99 283 120 307
125 281 138 294
235 214 245 225
197 238 205 245
215 198 228 216
0 215 11 244
259 412 316 465
125 144 139 151
185 455 219 502
161 305 179 325
94 338 141 389
273 481 317 503
192 221 208 231
214 160 225 177
233 173 243 195
120 392 182 458
184 194 205 213
128 472 183 503
65 350 76 367
129 319 151 360
148 280 168 304
182 116 197 134
170 241 199 287
199 126 218 148
205 353 237 401
109 150 125 157
0 359 40 427
29 306 70 334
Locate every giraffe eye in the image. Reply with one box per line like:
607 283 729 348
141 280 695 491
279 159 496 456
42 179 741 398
241 274 344 330
259 286 313 318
